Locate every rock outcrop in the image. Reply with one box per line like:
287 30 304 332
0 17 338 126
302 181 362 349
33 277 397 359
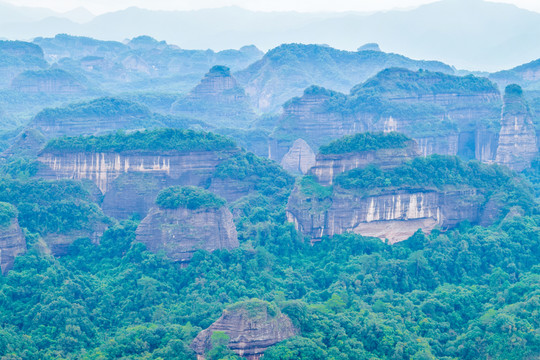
287 144 522 244
287 187 483 244
309 136 420 185
135 187 238 263
495 85 538 171
191 300 297 360
271 69 502 164
0 204 26 274
280 138 316 175
0 40 47 88
171 65 256 128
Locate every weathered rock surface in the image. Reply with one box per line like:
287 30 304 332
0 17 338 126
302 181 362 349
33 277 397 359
271 69 502 164
286 187 491 244
495 85 538 171
0 214 26 274
191 300 297 360
280 138 316 175
37 150 242 219
135 205 238 263
309 139 420 185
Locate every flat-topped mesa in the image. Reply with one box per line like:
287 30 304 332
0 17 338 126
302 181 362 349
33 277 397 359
495 84 538 171
287 155 532 244
135 186 238 263
0 203 26 274
271 69 502 164
191 299 298 360
10 69 86 94
37 129 239 219
309 132 420 185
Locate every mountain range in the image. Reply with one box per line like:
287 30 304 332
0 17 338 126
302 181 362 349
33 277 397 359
1 0 540 71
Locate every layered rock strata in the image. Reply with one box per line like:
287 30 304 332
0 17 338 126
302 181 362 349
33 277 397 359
280 138 316 175
0 213 26 274
495 85 538 171
309 140 420 185
135 205 238 263
286 187 489 244
191 300 297 360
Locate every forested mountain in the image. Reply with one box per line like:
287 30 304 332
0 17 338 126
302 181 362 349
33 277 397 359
0 5 538 358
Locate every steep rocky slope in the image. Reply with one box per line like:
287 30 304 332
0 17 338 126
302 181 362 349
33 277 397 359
192 300 297 360
135 186 238 263
235 43 454 112
287 148 532 243
280 138 316 175
495 85 538 171
0 203 26 274
490 58 540 91
171 65 256 128
271 69 502 164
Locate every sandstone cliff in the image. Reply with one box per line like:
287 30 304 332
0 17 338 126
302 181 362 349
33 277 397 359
309 136 420 185
135 187 238 263
270 69 502 164
191 300 297 360
495 84 538 171
287 153 520 244
287 187 483 244
0 204 26 274
280 138 316 175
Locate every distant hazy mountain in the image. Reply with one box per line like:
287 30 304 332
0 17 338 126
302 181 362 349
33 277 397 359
0 0 539 71
235 43 454 112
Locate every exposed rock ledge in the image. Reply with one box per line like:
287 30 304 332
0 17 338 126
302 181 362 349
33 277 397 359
192 300 297 360
135 205 238 263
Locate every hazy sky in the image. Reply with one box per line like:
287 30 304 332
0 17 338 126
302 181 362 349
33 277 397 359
4 0 540 15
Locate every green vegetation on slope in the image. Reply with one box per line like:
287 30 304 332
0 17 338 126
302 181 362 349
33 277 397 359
319 132 411 155
0 178 109 235
43 128 237 153
0 202 16 228
156 186 226 210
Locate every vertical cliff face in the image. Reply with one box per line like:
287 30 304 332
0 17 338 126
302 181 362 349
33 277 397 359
309 139 420 185
271 69 502 164
38 150 237 219
38 151 231 194
495 85 538 171
286 187 484 244
0 205 26 274
280 138 316 175
191 300 297 360
135 205 238 263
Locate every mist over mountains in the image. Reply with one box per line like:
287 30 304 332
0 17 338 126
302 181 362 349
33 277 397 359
1 0 540 71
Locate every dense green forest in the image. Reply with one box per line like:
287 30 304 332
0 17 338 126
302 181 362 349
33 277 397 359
44 129 237 153
0 140 537 359
319 132 410 155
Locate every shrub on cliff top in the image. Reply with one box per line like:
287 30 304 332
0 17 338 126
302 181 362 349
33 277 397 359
319 132 411 155
0 202 16 227
156 186 226 210
43 128 237 153
227 299 279 319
